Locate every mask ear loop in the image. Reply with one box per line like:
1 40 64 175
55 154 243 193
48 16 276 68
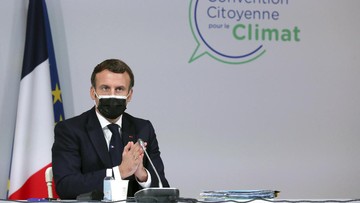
93 90 100 107
94 91 100 99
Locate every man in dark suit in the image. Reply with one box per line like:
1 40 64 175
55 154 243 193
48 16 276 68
52 59 169 199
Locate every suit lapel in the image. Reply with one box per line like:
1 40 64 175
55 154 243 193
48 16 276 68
87 107 112 168
122 113 137 144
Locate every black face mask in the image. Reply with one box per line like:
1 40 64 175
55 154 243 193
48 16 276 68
97 95 127 119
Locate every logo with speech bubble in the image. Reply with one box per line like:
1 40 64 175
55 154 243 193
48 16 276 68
189 0 300 64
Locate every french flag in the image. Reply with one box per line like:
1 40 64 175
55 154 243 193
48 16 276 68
8 0 64 199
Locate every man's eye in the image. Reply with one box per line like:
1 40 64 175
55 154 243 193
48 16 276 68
101 87 109 91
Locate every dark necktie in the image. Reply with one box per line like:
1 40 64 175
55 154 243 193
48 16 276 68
107 123 123 167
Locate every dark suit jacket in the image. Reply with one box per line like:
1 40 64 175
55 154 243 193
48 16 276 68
52 107 169 199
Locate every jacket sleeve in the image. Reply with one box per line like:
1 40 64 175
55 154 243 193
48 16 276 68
52 121 106 199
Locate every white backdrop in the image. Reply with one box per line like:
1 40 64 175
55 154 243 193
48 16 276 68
1 0 360 199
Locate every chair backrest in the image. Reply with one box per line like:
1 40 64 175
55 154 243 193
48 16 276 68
45 167 53 198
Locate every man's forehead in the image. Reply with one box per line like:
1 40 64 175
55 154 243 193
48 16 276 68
95 71 130 87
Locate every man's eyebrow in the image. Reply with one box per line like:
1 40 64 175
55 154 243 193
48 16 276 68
115 85 126 88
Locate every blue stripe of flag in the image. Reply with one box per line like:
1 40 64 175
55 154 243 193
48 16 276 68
21 0 47 79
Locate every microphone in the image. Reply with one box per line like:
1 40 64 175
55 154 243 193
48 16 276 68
134 139 179 203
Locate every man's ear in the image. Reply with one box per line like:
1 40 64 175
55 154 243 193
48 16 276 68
90 86 96 100
127 89 133 103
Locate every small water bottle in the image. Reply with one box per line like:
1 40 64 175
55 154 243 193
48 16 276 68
103 169 114 201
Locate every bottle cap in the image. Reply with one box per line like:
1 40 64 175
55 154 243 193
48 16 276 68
106 169 112 177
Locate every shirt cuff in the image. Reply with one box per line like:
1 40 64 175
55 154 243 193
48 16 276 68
136 168 151 188
113 166 151 188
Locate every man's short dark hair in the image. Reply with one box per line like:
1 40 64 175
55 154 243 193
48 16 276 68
91 59 135 89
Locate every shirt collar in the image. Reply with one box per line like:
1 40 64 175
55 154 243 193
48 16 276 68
95 108 123 129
